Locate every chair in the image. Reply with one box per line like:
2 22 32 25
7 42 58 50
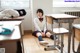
72 24 80 53
44 16 69 53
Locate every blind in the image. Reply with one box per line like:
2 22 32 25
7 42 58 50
1 0 30 9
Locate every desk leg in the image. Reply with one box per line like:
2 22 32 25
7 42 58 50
68 20 73 53
16 40 22 53
61 34 64 53
19 24 24 53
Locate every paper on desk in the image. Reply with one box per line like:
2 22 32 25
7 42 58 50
0 25 15 35
2 25 15 31
0 26 3 33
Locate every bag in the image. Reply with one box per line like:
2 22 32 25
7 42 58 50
16 9 26 16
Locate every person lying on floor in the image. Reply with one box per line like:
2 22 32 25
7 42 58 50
32 9 55 45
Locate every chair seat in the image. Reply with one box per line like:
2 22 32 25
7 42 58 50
73 24 80 29
53 28 69 34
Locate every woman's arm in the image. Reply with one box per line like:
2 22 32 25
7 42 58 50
33 18 41 32
43 19 47 33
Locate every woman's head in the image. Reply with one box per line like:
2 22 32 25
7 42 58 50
36 9 44 17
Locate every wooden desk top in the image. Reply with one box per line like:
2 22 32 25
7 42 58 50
0 21 22 26
0 26 21 41
0 16 24 21
46 14 78 19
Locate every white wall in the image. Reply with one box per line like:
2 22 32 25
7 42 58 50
22 9 32 30
32 0 53 14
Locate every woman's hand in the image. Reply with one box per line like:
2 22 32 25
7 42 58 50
41 32 45 37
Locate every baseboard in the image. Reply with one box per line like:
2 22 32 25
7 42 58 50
24 30 32 33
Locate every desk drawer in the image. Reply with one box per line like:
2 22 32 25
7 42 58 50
0 41 17 53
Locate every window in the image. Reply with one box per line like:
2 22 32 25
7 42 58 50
53 0 80 7
1 0 30 9
53 1 75 7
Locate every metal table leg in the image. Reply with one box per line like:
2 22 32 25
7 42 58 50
19 24 24 53
68 19 73 53
61 34 64 53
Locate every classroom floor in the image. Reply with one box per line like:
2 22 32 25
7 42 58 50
23 32 79 53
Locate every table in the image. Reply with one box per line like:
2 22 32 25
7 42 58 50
45 14 78 53
0 16 24 21
0 21 24 53
0 16 24 36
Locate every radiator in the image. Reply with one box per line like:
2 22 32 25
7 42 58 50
65 12 80 17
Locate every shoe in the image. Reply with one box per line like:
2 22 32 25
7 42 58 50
50 35 58 40
39 41 48 46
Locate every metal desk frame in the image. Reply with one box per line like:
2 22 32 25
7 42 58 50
45 14 78 53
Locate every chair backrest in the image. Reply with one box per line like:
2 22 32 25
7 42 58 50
45 16 53 24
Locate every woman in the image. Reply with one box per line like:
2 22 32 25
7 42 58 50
32 9 54 45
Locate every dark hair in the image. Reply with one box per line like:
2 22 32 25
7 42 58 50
36 9 44 16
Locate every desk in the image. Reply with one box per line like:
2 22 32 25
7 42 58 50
0 17 24 21
0 16 24 35
45 14 78 53
0 21 22 26
0 21 23 53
